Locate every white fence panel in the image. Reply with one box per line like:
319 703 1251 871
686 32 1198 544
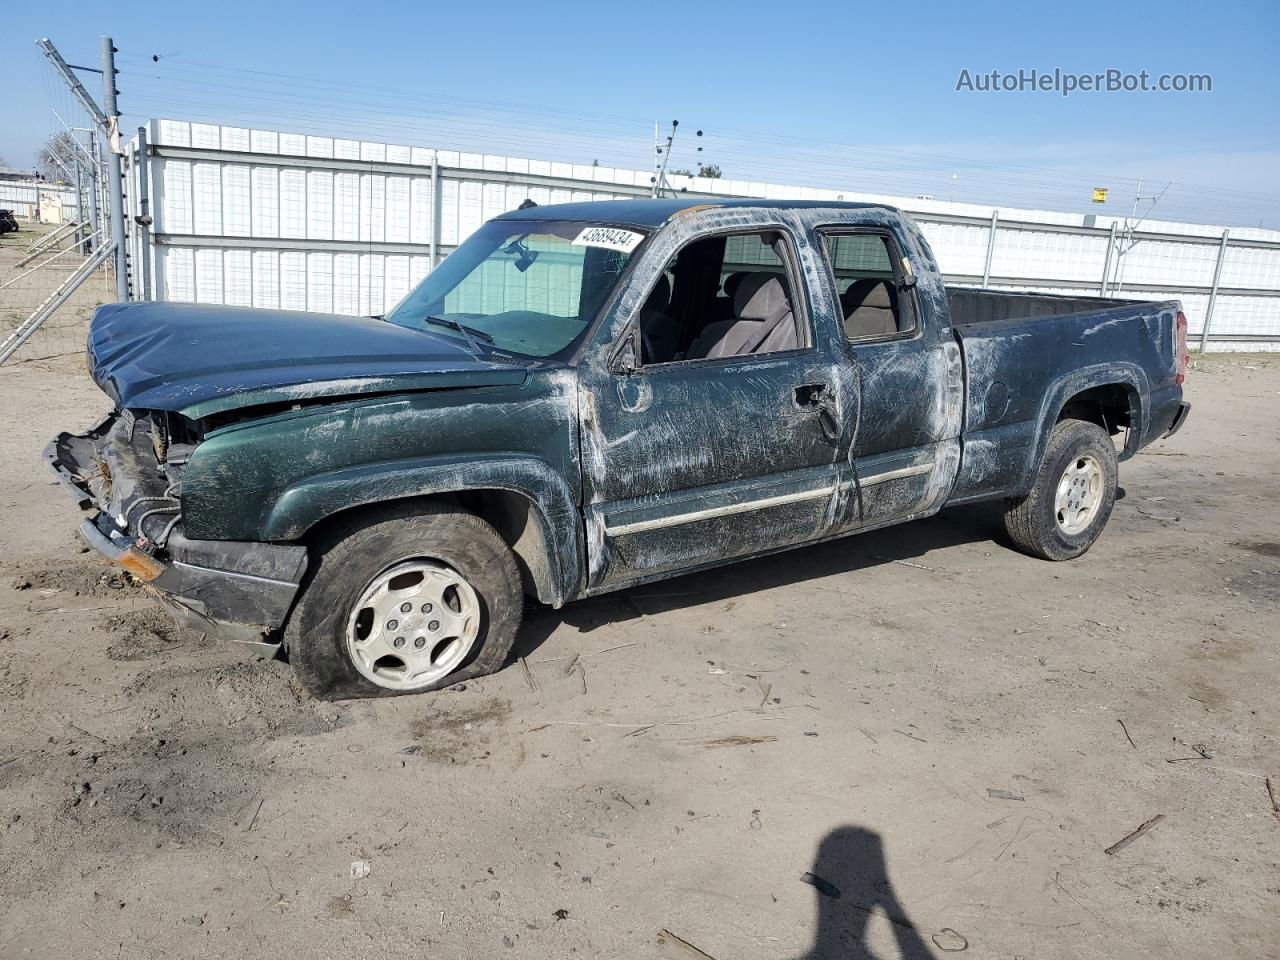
0 180 78 221
134 118 1280 349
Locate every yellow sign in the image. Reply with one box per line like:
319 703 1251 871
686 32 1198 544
1092 187 1109 203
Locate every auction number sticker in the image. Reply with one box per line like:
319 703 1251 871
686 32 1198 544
571 226 644 253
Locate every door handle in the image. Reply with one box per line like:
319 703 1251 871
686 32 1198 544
794 383 841 443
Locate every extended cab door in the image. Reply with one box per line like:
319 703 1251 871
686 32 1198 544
575 214 852 593
815 224 963 531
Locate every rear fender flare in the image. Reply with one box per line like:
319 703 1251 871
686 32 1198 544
261 454 582 605
1017 363 1148 495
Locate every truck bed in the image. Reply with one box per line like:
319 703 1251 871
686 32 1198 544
947 287 1144 325
946 292 1186 505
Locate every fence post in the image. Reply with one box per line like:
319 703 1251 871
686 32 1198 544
429 152 440 268
981 210 999 287
1199 229 1230 353
100 36 129 301
87 130 101 249
136 126 153 300
74 159 84 247
1100 222 1118 296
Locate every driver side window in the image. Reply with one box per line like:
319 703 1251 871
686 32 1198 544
634 230 809 365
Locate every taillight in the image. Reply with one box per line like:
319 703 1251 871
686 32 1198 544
1175 310 1189 385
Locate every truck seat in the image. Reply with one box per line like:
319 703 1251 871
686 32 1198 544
841 279 899 338
687 274 797 359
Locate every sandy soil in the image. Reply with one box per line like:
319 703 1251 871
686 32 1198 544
0 353 1277 959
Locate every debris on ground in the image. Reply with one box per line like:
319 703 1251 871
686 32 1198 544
520 657 538 692
756 679 772 708
692 735 777 749
240 796 264 832
986 788 1025 801
1104 814 1165 855
1166 739 1212 762
656 928 719 959
1118 718 1137 748
588 641 637 658
931 927 969 952
799 871 841 898
349 860 371 879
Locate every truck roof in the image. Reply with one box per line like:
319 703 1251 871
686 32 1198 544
494 197 895 228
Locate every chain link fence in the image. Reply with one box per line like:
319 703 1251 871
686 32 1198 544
0 222 112 367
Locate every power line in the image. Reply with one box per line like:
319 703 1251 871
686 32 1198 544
117 55 1280 209
111 58 1278 228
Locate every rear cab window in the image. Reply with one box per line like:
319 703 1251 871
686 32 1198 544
818 230 918 341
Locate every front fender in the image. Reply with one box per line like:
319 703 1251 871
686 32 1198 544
1017 362 1148 495
262 453 583 604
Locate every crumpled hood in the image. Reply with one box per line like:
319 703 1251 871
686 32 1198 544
88 301 528 419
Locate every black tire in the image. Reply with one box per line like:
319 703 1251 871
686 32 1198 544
284 500 522 700
1003 418 1118 561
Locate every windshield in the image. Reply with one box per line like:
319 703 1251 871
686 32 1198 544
385 219 647 359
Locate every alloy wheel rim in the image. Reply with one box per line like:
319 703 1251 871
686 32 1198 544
345 559 480 690
1054 454 1104 535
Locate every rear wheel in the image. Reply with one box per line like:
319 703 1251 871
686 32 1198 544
284 501 522 699
1003 419 1118 561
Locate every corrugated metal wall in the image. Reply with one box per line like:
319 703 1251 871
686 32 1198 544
132 119 1280 350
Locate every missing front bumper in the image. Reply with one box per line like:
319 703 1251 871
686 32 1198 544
75 516 305 655
48 419 308 657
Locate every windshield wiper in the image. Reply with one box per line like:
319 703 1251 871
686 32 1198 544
424 314 493 354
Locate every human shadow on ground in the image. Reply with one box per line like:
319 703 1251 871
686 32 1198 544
796 825 941 960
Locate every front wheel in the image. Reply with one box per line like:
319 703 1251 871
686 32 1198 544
1003 418 1118 561
284 501 523 699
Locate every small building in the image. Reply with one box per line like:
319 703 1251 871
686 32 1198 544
38 190 65 224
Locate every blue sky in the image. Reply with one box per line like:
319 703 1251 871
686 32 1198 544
2 0 1277 226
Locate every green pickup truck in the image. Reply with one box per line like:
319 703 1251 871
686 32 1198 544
47 199 1190 699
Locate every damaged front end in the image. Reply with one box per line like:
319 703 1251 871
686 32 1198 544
44 410 307 656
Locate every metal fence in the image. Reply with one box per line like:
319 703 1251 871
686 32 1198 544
106 118 1280 351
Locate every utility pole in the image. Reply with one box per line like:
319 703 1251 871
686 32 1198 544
651 121 661 198
1110 177 1170 297
100 36 129 300
653 121 678 199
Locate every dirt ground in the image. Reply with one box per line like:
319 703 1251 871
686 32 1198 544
0 350 1277 960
